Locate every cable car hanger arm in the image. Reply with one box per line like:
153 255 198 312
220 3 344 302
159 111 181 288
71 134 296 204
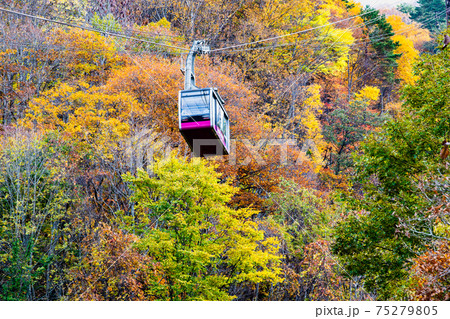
184 40 210 90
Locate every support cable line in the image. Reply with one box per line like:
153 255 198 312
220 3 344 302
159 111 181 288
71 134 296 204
0 7 191 53
351 10 447 45
2 4 440 57
209 0 409 53
209 13 385 55
210 9 447 56
226 8 447 141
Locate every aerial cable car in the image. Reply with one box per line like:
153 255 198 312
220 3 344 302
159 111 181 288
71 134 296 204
178 40 230 157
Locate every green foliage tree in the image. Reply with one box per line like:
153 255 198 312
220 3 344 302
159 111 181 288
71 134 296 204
332 45 450 299
361 7 401 110
323 98 386 174
409 0 446 33
269 179 330 255
92 13 123 33
123 155 283 301
0 131 74 300
266 179 348 300
397 3 415 16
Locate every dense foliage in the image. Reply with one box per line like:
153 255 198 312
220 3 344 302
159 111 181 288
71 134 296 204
0 0 449 301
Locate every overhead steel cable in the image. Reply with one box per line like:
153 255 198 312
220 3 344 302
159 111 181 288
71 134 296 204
1 3 432 57
231 6 444 138
0 7 191 53
210 9 446 56
351 10 447 46
209 13 387 55
209 0 408 53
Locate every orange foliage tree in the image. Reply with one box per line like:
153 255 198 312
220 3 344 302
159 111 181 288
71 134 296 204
67 223 162 301
0 19 58 124
104 54 317 210
410 242 450 301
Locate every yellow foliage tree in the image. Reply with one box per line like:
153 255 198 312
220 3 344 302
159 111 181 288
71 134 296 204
123 155 283 300
48 28 124 84
131 17 185 54
234 0 355 78
296 84 326 168
387 15 423 85
387 15 431 49
20 82 142 158
355 86 380 103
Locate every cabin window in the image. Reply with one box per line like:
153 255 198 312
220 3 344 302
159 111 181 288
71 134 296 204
180 90 211 122
215 102 229 146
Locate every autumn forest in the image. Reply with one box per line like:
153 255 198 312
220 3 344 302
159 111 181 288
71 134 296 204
0 0 449 301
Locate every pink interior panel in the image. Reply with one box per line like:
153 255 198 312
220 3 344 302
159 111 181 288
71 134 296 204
181 120 211 130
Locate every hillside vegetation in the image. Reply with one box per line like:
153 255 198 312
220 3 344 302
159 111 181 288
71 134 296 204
0 0 449 301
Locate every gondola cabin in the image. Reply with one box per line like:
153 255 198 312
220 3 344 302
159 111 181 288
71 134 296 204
179 88 230 157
